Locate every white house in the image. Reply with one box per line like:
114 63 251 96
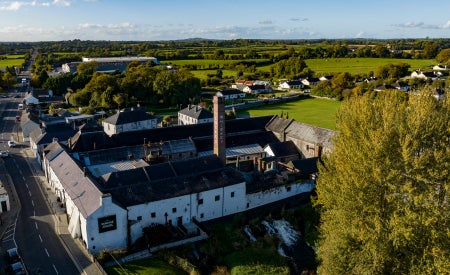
43 143 128 254
102 108 157 136
178 105 213 125
278 80 303 90
410 70 436 80
216 89 246 100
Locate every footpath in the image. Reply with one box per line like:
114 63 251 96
0 144 105 274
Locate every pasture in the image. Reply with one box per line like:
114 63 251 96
238 97 341 130
163 57 436 79
304 58 435 75
0 54 24 68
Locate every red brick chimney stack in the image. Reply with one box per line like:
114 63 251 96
213 94 226 164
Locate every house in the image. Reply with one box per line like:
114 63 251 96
319 75 333 81
433 64 448 71
410 70 437 80
392 81 410 92
278 80 303 90
178 105 213 125
243 84 273 94
29 123 78 163
301 77 320 87
102 108 157 136
19 113 40 142
24 88 64 106
433 88 446 100
216 88 245 100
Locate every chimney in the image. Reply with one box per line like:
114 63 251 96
213 95 226 164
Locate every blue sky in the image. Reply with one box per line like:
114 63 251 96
1 0 450 41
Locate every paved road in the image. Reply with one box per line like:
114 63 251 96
0 98 80 274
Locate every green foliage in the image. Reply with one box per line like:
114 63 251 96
316 89 450 274
105 258 185 275
436 48 450 64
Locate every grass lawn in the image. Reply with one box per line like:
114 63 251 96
224 248 290 275
237 97 341 130
105 258 185 275
305 58 435 75
0 54 25 69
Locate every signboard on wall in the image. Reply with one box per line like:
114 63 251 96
98 215 117 233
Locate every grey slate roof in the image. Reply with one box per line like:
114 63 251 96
103 108 155 125
45 142 106 218
98 155 245 206
178 105 213 120
266 116 334 149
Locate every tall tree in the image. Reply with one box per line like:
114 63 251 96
316 90 450 274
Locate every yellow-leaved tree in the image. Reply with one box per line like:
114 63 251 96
316 89 450 274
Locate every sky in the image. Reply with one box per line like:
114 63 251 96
1 0 450 42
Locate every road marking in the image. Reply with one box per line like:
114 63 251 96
22 176 26 181
45 248 50 257
26 183 29 189
39 234 43 243
53 264 58 274
28 190 31 197
31 200 34 206
35 221 38 229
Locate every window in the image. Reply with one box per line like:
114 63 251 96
137 216 142 221
230 192 235 198
200 213 204 218
151 212 156 218
172 207 177 213
198 199 203 205
247 203 250 208
215 195 220 201
286 186 291 192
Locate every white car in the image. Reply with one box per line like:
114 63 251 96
7 140 16 147
0 150 8 157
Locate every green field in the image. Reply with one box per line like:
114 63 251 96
0 54 25 68
304 58 435 75
164 57 436 78
238 97 341 130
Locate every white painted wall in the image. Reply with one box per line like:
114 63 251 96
246 181 315 210
85 195 128 254
103 119 157 136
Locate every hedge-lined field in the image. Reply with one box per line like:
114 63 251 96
238 97 341 130
0 54 24 68
305 57 435 75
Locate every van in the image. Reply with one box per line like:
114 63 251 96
18 103 23 110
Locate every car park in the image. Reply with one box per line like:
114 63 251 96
8 140 16 147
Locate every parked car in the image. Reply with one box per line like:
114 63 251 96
15 115 21 122
7 140 16 147
0 150 8 157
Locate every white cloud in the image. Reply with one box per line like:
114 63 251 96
0 0 71 11
439 20 450 29
0 1 24 11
